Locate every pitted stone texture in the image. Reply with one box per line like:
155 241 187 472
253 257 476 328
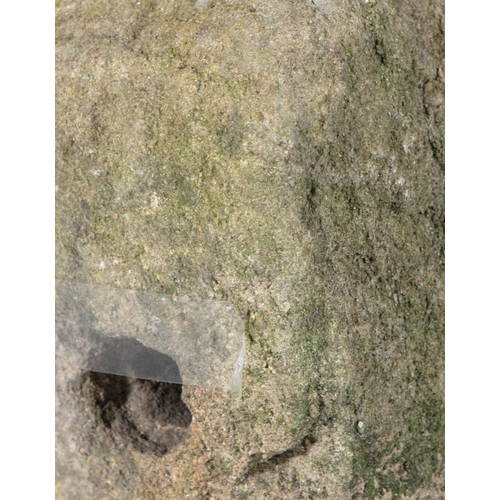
56 0 444 498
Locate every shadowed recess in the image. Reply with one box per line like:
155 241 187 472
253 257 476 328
82 367 192 456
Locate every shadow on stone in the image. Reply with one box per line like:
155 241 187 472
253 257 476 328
81 339 192 456
84 336 184 384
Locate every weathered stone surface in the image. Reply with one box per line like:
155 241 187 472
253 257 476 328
56 0 444 498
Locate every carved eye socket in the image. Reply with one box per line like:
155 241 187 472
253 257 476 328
82 370 192 456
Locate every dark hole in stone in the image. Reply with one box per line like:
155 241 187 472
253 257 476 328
84 336 184 384
80 337 192 456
